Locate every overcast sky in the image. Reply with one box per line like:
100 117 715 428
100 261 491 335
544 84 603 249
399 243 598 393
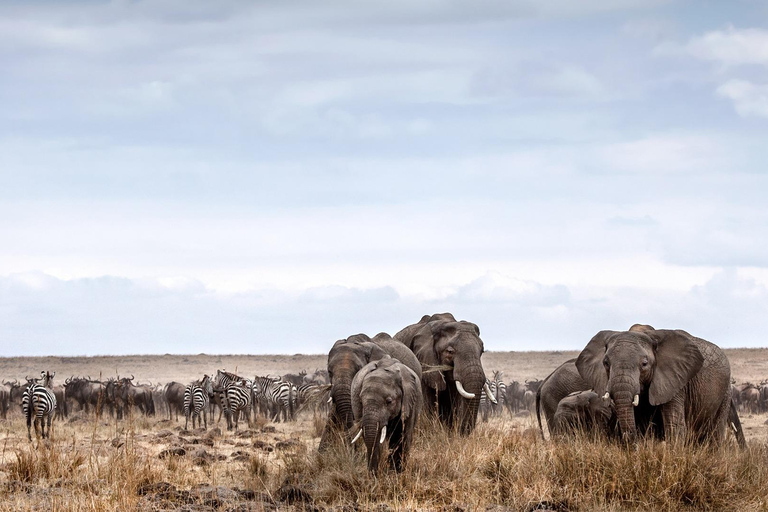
2 0 768 356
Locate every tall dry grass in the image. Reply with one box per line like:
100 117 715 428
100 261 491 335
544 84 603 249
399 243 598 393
0 410 766 511
279 416 768 510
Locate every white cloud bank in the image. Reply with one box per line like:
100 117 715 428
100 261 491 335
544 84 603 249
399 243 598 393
2 269 767 356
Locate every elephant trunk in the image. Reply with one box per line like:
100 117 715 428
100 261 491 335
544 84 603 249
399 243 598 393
332 377 355 430
452 361 485 435
362 415 383 473
612 386 637 441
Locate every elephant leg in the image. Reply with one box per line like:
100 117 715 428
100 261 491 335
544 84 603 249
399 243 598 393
661 392 686 442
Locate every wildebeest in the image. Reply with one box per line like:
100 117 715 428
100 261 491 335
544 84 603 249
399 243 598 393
64 377 111 416
0 385 9 419
112 376 156 418
163 381 186 421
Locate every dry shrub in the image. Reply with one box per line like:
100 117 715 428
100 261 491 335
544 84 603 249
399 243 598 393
8 442 86 483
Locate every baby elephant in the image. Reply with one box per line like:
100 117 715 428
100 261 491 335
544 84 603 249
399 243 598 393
551 390 614 439
351 357 422 473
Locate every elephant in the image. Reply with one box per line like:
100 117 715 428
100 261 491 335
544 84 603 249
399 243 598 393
319 332 420 451
536 358 592 439
394 313 494 435
351 357 422 473
551 390 615 439
575 324 736 444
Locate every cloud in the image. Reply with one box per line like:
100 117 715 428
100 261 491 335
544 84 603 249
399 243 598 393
5 268 767 357
596 135 725 175
717 79 768 118
658 26 768 67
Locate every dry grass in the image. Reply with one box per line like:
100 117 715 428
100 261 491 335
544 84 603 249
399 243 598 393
1 350 768 510
0 409 766 511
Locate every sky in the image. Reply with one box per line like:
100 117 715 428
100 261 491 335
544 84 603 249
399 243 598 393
2 0 768 356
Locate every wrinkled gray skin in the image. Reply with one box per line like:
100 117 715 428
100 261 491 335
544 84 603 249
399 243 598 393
370 333 422 380
576 324 735 444
351 358 422 473
536 358 592 439
319 333 421 451
395 313 487 435
551 390 614 439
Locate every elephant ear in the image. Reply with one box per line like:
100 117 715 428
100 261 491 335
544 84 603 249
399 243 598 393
360 341 388 363
647 329 704 406
575 331 617 396
459 320 480 336
410 323 447 392
351 360 383 421
398 364 422 421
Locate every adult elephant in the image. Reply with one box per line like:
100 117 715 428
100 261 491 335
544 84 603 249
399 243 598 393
351 358 422 473
394 313 494 435
536 358 592 439
319 333 420 450
576 324 734 443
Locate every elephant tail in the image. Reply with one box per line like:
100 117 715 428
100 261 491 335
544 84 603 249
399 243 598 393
535 387 545 441
729 397 746 449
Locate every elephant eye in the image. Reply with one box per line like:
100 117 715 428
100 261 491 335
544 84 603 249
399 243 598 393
603 358 609 368
641 359 649 368
386 397 393 404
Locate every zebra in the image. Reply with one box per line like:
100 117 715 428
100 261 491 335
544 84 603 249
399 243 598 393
491 371 506 417
294 382 322 411
223 379 252 431
213 369 252 424
480 372 505 421
184 380 209 430
23 371 57 441
253 376 294 422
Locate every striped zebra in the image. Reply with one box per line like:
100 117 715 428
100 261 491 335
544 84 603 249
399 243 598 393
491 371 506 417
213 369 253 424
253 376 296 422
23 371 57 441
223 379 252 431
184 380 209 430
294 382 322 411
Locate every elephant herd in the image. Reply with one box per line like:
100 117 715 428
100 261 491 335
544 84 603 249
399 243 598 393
321 316 749 474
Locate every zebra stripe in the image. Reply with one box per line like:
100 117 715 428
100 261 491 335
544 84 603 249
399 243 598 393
253 376 294 422
23 371 57 440
184 382 209 430
223 381 252 431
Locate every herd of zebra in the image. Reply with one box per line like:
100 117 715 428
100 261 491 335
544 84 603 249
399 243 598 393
175 369 330 431
0 368 332 439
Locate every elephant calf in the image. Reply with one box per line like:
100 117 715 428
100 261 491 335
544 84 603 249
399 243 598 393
551 390 614 439
351 357 422 474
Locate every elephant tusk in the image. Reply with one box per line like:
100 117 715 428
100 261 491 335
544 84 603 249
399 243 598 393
603 392 610 401
731 422 738 433
633 395 640 407
327 396 333 404
379 425 387 444
484 382 497 404
455 381 475 399
351 429 362 444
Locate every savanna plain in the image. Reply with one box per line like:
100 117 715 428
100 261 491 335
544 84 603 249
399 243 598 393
2 349 768 511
